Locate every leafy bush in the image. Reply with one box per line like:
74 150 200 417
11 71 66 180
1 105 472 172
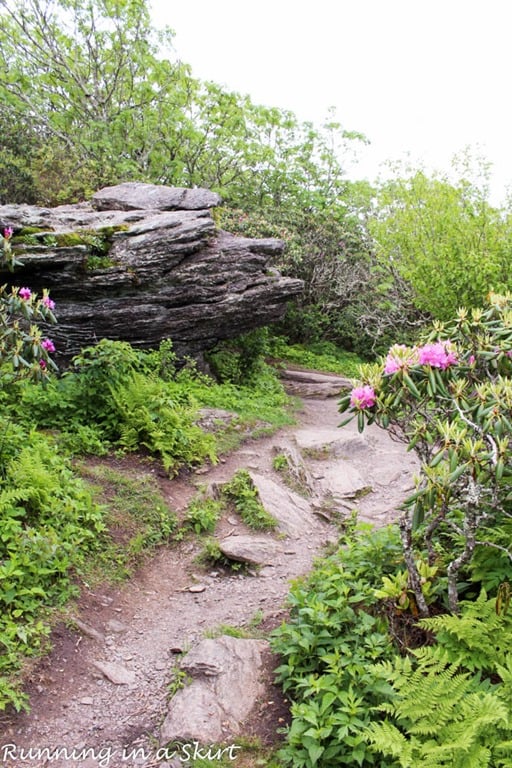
366 592 512 767
184 491 222 534
340 293 512 614
271 525 403 767
18 340 217 474
370 164 512 322
272 523 512 767
206 328 273 384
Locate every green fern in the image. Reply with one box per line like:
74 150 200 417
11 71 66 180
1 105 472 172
108 374 217 473
418 590 512 673
367 645 512 767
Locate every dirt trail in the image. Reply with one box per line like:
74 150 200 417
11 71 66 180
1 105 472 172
0 390 417 768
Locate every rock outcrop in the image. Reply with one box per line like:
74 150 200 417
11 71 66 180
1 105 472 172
0 182 303 359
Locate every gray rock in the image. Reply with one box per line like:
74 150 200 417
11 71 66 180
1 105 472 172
218 535 284 565
105 619 127 633
92 660 136 685
91 182 221 211
72 618 104 644
160 636 266 744
313 462 370 500
280 368 351 398
247 471 315 537
0 186 303 360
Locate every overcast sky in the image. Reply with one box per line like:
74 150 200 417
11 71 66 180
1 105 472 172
150 0 512 203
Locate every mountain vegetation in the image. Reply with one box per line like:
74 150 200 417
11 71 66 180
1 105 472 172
1 0 512 764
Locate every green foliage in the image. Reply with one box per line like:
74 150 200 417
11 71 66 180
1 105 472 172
374 559 441 614
184 490 222 535
366 654 511 767
109 373 217 475
370 159 512 322
366 607 512 768
206 328 273 385
0 104 40 203
0 431 105 710
0 282 57 393
195 537 241 570
273 527 512 768
19 339 217 474
270 338 365 377
340 293 512 614
81 464 177 572
418 590 512 675
221 470 277 530
181 363 294 433
271 525 403 767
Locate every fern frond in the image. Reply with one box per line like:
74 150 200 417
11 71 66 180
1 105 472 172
365 720 413 766
419 591 512 673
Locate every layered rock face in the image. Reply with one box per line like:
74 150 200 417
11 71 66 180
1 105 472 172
0 182 303 359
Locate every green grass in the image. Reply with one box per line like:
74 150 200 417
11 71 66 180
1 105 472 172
270 338 365 378
78 463 178 580
222 470 277 531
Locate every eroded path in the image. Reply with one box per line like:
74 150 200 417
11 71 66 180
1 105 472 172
0 377 417 768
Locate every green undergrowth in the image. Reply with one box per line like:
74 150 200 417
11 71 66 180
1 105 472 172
271 523 512 767
222 469 277 530
270 338 365 378
0 337 296 711
0 430 105 712
14 339 294 465
78 463 178 580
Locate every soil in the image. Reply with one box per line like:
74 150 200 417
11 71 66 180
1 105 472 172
0 390 416 768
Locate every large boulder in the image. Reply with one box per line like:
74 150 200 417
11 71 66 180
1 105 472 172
0 183 303 359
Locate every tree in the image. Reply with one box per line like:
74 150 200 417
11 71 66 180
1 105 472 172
0 0 192 198
369 159 512 321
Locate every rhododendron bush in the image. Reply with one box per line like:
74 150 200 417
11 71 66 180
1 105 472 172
339 293 512 614
1 227 57 385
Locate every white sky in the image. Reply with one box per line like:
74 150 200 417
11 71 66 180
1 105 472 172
150 0 512 204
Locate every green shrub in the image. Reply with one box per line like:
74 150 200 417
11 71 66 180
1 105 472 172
185 491 223 534
18 341 217 474
271 525 403 767
206 328 273 384
340 292 512 614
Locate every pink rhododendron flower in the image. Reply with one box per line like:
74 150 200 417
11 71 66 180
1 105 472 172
350 384 376 409
42 296 56 310
468 355 476 365
384 356 401 374
41 338 56 353
39 359 47 370
418 341 457 369
384 344 419 374
19 287 32 300
3 227 13 239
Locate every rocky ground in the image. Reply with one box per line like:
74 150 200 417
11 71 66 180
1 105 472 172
0 371 418 768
